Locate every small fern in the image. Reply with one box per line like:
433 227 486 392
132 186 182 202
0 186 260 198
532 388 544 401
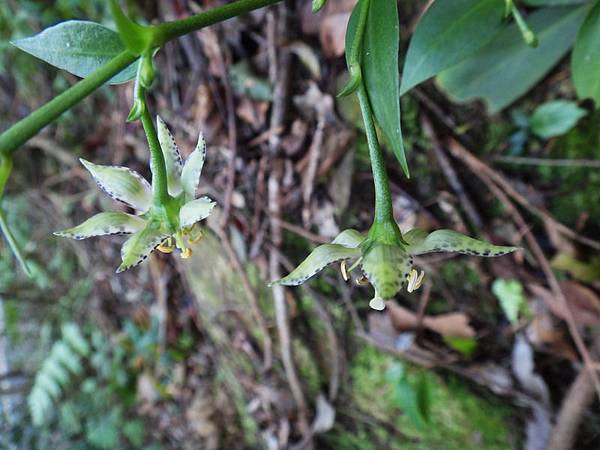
28 323 90 426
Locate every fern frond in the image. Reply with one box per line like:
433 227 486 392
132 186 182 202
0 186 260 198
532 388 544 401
28 322 89 426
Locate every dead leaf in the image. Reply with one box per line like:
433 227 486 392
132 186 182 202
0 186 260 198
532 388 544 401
319 12 351 58
387 302 475 339
528 281 600 327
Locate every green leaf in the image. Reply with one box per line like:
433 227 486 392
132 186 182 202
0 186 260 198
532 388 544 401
571 0 600 104
80 159 152 213
443 336 478 357
400 0 506 95
492 278 528 324
394 373 431 430
117 222 169 273
524 0 588 5
530 100 587 138
365 0 407 176
156 116 183 196
109 0 153 55
270 244 360 286
0 206 31 277
179 196 215 229
54 212 146 240
361 244 411 299
347 0 408 176
404 229 518 257
180 133 206 200
437 6 588 113
11 21 137 84
331 228 365 248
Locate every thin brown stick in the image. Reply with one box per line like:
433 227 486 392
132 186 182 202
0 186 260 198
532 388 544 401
448 139 600 251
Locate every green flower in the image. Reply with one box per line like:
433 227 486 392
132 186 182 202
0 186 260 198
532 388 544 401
55 116 215 272
270 227 518 310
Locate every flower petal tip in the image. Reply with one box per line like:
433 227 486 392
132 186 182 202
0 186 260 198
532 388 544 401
369 297 386 311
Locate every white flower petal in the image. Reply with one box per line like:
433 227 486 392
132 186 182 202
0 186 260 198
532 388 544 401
80 159 152 213
180 132 206 200
178 196 215 229
404 228 518 257
117 222 170 273
54 212 145 240
156 116 183 197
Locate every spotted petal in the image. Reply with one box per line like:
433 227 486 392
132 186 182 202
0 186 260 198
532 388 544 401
117 222 170 273
331 228 365 248
179 196 216 229
156 116 183 197
361 244 411 300
80 159 152 213
180 132 206 200
54 212 145 240
270 244 361 286
404 229 518 257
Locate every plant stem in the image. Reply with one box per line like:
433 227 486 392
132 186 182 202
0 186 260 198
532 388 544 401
0 0 285 157
140 105 169 207
356 83 394 225
152 0 282 45
0 51 137 157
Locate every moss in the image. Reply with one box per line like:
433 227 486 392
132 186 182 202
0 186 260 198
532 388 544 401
324 345 515 450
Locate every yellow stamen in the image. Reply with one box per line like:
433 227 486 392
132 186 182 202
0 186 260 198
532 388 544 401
340 260 349 281
356 276 369 286
181 248 192 259
406 269 425 293
157 238 175 254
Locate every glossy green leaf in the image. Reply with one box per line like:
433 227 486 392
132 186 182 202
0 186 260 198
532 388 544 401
54 212 145 240
117 222 169 273
404 229 517 256
179 196 215 229
331 228 365 248
572 0 600 104
529 100 587 138
365 0 407 176
80 159 152 213
270 244 360 286
346 0 408 176
437 6 588 113
180 133 206 200
361 243 411 300
11 21 137 84
400 0 505 95
156 116 183 196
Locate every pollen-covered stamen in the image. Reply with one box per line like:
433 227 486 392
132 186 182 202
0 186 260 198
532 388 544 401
340 260 349 281
406 269 425 293
157 237 175 253
356 275 370 286
181 248 192 259
186 223 203 244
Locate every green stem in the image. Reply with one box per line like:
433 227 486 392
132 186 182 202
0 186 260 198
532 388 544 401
0 0 284 157
0 51 137 156
152 0 282 45
140 104 169 207
356 83 394 225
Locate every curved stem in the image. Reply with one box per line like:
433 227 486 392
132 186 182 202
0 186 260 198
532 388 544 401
356 83 394 225
0 0 284 157
152 0 282 45
0 51 137 156
140 104 169 207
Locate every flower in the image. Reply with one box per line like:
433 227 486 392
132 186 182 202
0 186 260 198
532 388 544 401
270 227 518 310
55 116 215 272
